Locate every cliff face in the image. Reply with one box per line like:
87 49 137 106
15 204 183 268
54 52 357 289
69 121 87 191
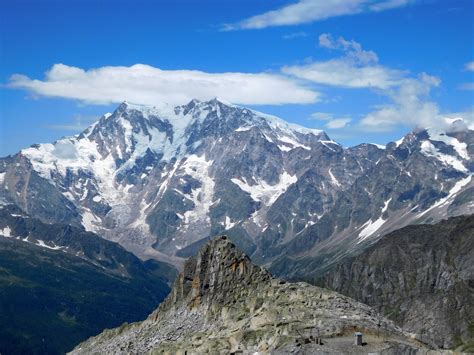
153 235 272 316
322 215 474 350
71 236 430 354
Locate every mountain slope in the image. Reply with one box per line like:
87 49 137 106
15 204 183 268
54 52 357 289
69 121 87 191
0 204 176 355
70 236 429 354
1 99 472 277
320 215 474 350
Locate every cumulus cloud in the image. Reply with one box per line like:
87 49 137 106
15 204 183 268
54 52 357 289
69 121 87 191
9 63 319 106
443 109 474 130
318 33 378 64
360 74 442 131
225 0 416 30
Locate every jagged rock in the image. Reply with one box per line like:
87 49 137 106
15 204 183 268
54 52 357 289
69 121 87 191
70 236 431 354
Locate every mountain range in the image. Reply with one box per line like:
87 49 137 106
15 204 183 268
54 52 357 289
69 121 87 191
1 98 472 280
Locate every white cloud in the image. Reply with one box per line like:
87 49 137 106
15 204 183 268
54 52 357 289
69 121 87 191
225 0 416 30
460 62 474 90
326 117 352 129
309 111 352 129
443 109 474 130
310 112 334 120
288 34 444 131
370 0 412 12
318 33 378 64
283 60 403 89
360 74 442 131
283 35 403 89
9 63 319 106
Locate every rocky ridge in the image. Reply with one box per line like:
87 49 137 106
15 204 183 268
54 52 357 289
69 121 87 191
321 214 474 351
71 236 430 354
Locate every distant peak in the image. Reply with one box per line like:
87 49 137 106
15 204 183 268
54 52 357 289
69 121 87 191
183 97 234 109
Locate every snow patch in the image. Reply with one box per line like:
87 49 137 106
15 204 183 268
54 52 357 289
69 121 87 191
224 216 236 230
277 135 311 151
427 127 469 160
181 154 215 227
36 240 62 250
370 143 386 149
235 126 253 132
82 210 101 231
420 141 467 172
320 140 340 152
417 175 472 218
0 226 12 237
231 171 297 206
328 168 341 187
357 198 392 243
395 136 405 147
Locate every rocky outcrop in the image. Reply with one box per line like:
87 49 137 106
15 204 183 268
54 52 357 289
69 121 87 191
322 215 474 351
71 236 430 354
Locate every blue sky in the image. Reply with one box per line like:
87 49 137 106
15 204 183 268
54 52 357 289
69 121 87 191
1 0 473 156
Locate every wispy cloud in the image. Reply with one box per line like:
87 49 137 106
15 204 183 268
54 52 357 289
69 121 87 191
9 64 320 106
224 0 416 30
466 61 474 71
369 0 412 12
282 31 308 40
461 62 474 90
309 111 352 129
45 114 98 131
283 34 404 89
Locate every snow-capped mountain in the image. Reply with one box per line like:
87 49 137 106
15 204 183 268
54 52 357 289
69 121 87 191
1 99 472 277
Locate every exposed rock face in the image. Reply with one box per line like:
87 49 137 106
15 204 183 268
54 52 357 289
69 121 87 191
1 99 472 278
155 235 272 315
71 236 430 354
322 215 474 350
